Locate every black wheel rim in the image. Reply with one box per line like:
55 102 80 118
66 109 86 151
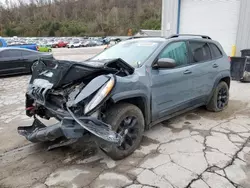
117 116 139 151
217 87 228 109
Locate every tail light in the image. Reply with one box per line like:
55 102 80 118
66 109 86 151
36 46 39 51
228 56 231 62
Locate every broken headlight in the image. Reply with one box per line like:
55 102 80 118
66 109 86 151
84 77 115 114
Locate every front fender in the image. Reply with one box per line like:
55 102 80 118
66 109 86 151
111 90 150 127
111 90 148 103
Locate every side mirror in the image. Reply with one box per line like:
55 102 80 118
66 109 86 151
154 58 176 69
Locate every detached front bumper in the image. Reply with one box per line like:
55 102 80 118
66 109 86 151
18 115 122 145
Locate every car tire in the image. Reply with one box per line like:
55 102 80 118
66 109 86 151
206 81 229 112
48 49 52 52
99 103 145 160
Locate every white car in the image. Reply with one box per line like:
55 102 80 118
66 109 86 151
67 41 81 48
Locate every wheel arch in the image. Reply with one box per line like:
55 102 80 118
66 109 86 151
206 75 231 105
220 76 230 89
108 93 150 129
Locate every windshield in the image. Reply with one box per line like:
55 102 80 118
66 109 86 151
92 40 161 68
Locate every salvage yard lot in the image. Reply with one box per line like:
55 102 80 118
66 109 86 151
0 47 250 188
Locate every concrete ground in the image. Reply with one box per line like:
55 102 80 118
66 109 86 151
0 47 250 188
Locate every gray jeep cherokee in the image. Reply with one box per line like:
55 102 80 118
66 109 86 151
18 34 230 160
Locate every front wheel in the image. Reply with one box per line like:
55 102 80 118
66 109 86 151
99 103 145 160
206 81 229 112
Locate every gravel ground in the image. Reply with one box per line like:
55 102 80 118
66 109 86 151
0 47 250 188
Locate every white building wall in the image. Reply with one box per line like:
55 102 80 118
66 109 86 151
236 0 250 55
161 0 179 37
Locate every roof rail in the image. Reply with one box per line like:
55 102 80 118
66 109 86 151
127 36 163 40
168 34 212 40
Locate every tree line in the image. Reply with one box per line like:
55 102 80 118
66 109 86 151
0 0 161 37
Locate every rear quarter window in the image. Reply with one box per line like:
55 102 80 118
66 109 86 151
209 43 222 59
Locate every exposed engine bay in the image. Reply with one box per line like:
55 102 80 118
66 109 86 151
18 58 134 149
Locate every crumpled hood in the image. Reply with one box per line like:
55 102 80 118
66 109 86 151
30 58 134 89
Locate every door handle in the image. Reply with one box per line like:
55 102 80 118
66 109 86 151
183 70 192 74
213 63 218 68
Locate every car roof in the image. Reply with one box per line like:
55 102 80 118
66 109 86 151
127 35 219 45
125 37 167 43
0 47 38 52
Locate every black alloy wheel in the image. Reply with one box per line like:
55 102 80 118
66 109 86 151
206 81 229 112
217 87 228 109
117 116 139 151
99 103 144 160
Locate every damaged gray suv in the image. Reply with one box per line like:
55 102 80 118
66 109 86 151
18 34 231 160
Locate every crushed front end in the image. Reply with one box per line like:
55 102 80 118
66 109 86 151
18 58 133 148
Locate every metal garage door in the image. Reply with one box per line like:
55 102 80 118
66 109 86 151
179 0 241 55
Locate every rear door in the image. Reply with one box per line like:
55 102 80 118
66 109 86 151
207 43 225 93
0 49 24 75
187 41 214 98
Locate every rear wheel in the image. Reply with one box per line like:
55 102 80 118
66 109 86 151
99 103 144 160
206 81 229 112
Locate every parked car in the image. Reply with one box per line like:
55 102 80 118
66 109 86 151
48 40 57 48
54 41 68 48
67 40 81 48
82 40 98 47
0 48 53 76
18 34 230 160
104 40 119 50
38 45 52 52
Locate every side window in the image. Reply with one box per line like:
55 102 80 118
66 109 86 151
22 51 35 56
0 51 7 57
4 50 22 57
189 42 212 63
1 51 13 57
209 43 222 59
159 41 188 67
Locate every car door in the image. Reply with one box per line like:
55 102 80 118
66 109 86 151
187 41 214 99
21 50 39 72
0 49 24 75
150 41 198 121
